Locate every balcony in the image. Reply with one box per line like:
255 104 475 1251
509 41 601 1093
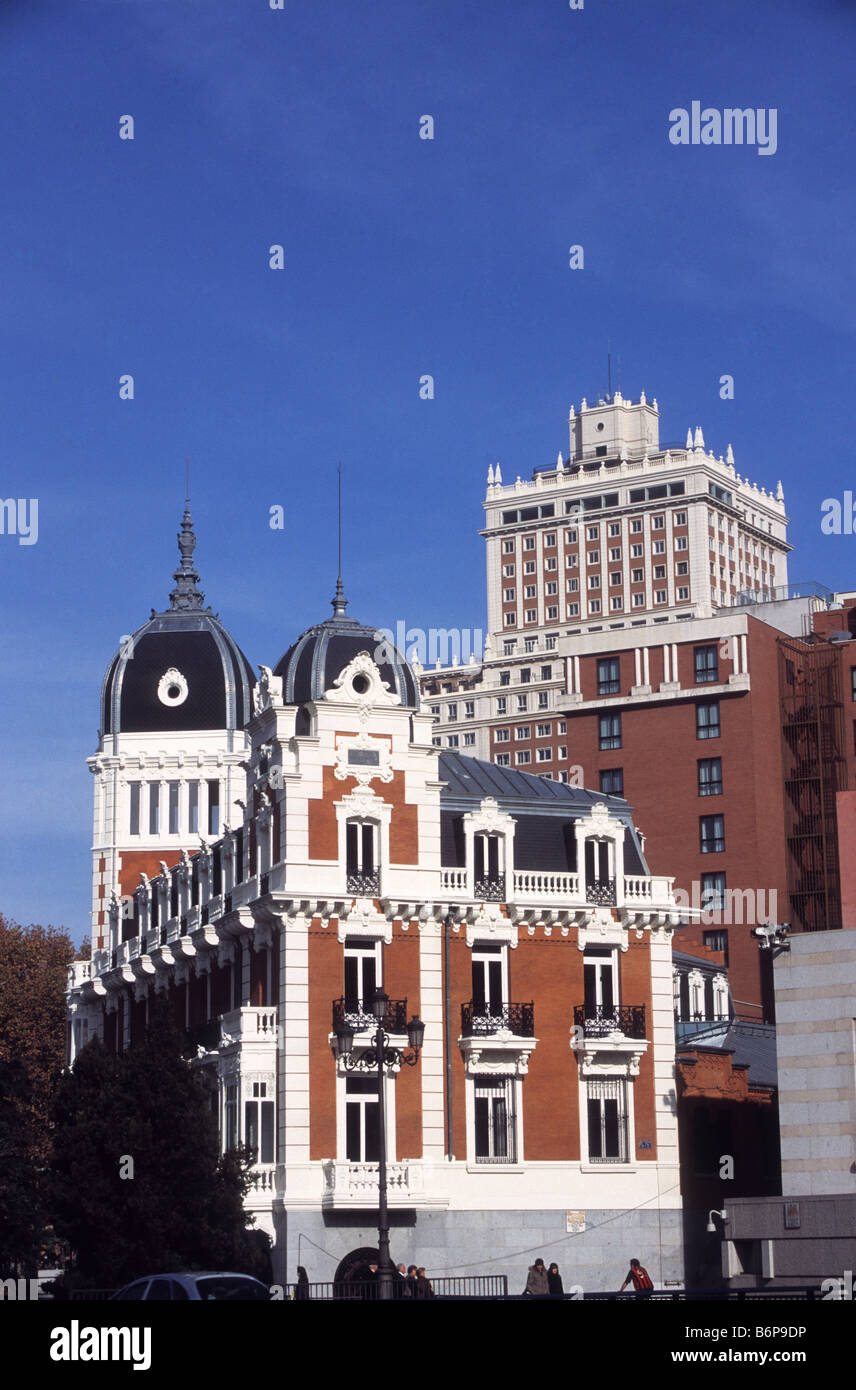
332 997 408 1035
346 871 380 897
321 1158 425 1208
461 1001 535 1038
473 875 505 902
585 878 616 907
184 1007 278 1057
574 1004 646 1040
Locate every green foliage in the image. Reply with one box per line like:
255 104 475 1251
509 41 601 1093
0 1057 44 1274
49 998 271 1290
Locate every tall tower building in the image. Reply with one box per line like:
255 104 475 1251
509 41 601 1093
484 391 789 644
88 504 254 947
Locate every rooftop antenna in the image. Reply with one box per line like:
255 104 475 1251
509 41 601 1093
332 462 348 615
185 455 190 504
607 341 612 400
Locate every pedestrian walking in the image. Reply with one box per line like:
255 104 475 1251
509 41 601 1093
294 1266 310 1301
414 1266 435 1298
547 1262 564 1297
619 1258 654 1297
403 1264 418 1297
523 1257 550 1297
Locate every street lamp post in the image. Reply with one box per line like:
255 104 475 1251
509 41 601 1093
334 988 424 1302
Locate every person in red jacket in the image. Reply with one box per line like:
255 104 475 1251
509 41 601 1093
619 1258 654 1297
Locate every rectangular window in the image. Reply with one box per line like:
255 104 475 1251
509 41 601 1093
503 640 516 655
566 602 579 617
225 1083 238 1152
503 564 515 577
537 691 548 709
695 645 719 684
517 695 528 712
851 667 856 701
597 657 620 695
496 697 507 715
653 540 665 554
566 578 579 593
463 732 475 746
654 565 666 579
674 511 687 526
544 533 556 547
587 1077 628 1162
546 606 558 620
500 671 510 686
524 536 536 550
676 561 688 575
652 514 665 529
536 723 551 737
588 575 600 589
447 735 459 748
187 781 199 835
545 557 557 571
675 536 688 550
207 780 220 835
474 1077 516 1163
587 526 599 541
599 713 621 750
589 599 601 614
631 543 643 558
701 872 727 914
515 725 530 739
610 596 623 610
565 529 578 544
566 553 578 568
494 728 510 742
654 589 667 603
525 609 537 623
129 782 141 836
345 1076 380 1162
168 782 180 835
696 701 720 740
631 568 643 583
515 750 531 765
502 540 514 553
148 783 160 836
447 702 458 721
465 701 475 719
610 571 621 586
524 563 536 576
630 519 643 533
504 613 517 627
632 593 645 608
524 585 536 599
540 665 552 680
700 814 725 853
609 547 621 561
703 924 729 964
495 753 510 766
698 758 722 796
504 588 515 601
599 768 624 795
545 581 557 595
536 747 552 761
520 668 531 683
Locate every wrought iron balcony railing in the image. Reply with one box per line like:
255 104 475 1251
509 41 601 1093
461 1001 535 1038
585 878 616 906
332 997 408 1034
346 871 380 896
473 875 506 902
573 1004 646 1039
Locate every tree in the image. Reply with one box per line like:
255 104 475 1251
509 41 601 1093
0 915 76 1165
0 914 76 1272
0 1058 44 1273
49 998 271 1289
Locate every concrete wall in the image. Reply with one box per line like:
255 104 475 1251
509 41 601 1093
774 931 856 1197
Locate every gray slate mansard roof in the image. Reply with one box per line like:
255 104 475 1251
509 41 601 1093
437 751 649 877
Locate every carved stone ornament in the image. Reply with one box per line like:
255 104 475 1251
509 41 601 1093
157 667 189 707
254 665 282 715
334 730 394 786
325 651 399 710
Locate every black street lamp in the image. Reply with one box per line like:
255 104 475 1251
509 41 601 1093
334 987 424 1301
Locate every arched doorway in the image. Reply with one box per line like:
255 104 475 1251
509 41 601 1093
333 1247 404 1300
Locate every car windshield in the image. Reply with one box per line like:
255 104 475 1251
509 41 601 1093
113 1281 149 1300
194 1276 269 1301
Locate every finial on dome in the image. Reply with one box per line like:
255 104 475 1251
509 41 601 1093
169 495 205 611
331 462 349 616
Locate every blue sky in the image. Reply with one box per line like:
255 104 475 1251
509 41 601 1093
1 0 854 942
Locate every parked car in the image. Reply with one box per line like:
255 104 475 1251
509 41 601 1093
111 1272 271 1301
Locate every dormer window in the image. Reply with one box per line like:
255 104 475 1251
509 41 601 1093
474 832 505 901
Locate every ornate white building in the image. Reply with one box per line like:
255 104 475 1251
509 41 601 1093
68 511 685 1291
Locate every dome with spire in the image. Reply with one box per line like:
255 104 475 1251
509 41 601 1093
273 580 419 708
99 502 255 737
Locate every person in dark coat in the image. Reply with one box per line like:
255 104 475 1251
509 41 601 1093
547 1262 564 1296
294 1267 310 1300
404 1264 418 1297
414 1266 435 1298
524 1257 549 1296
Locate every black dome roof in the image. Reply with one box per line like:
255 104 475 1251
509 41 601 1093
100 504 255 738
274 584 419 708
